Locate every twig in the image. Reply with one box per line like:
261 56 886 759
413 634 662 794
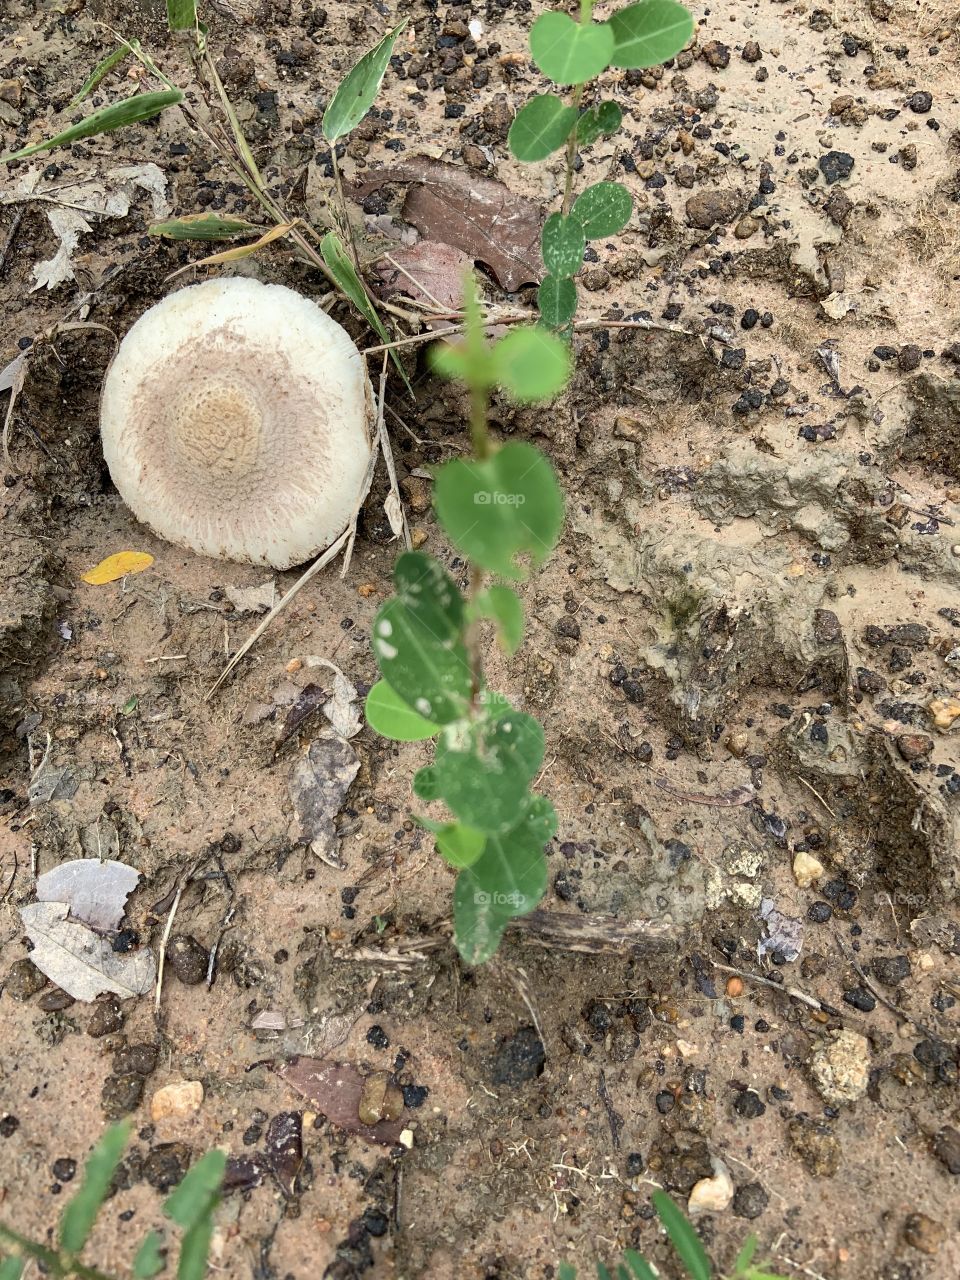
711 961 838 1015
361 313 701 357
206 437 378 698
375 350 411 551
154 866 194 1015
494 959 544 1045
0 850 18 905
833 935 942 1041
206 903 238 988
797 774 837 818
1 349 27 471
597 1069 624 1150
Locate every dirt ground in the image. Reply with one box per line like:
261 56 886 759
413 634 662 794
1 0 959 1277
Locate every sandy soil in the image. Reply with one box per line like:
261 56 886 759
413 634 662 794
1 0 959 1277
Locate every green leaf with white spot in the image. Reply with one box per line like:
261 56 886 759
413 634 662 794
435 709 544 835
365 680 442 741
434 441 564 579
490 327 572 403
508 94 578 161
530 11 615 85
453 869 514 964
60 1122 131 1254
372 553 472 724
1 90 184 164
469 586 524 655
541 212 586 278
571 181 633 239
538 274 578 329
576 100 623 146
323 21 407 141
606 0 694 69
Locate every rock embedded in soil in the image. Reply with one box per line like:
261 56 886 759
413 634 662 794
102 1072 145 1119
809 1030 871 1106
142 1142 192 1191
165 934 210 985
932 1126 960 1175
685 190 741 229
872 955 910 987
488 1026 545 1086
688 1158 734 1214
114 1043 160 1076
5 958 47 1000
903 1212 945 1255
151 1081 204 1122
788 1116 842 1176
793 851 824 888
733 1089 766 1119
87 997 124 1037
732 1181 768 1219
818 151 855 184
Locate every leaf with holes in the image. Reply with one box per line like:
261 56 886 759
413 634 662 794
434 709 544 835
576 100 623 146
607 0 694 69
530 11 615 85
541 212 586 278
538 274 578 329
434 441 564 578
365 680 441 741
468 586 524 655
508 93 578 162
571 182 633 239
490 327 572 403
322 21 407 141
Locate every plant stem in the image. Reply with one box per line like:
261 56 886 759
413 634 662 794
561 0 593 216
468 382 491 461
330 147 363 272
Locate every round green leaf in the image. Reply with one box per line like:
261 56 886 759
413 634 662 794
413 765 441 802
571 181 633 239
508 93 577 162
434 440 564 579
490 327 572 403
538 274 577 329
576 100 623 146
530 11 615 85
607 0 694 70
416 818 486 868
453 868 514 964
541 212 586 278
365 680 441 741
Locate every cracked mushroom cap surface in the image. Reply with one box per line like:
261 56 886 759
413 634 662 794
100 277 374 569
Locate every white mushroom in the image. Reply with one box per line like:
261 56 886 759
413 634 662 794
100 277 374 569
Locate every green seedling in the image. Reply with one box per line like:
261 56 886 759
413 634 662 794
365 277 570 963
508 0 693 332
557 1190 791 1280
0 1122 225 1280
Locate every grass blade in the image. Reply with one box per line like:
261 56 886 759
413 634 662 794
171 220 297 273
166 0 197 30
0 90 183 165
0 1257 24 1280
323 21 407 142
60 1122 131 1255
177 1215 214 1280
133 1231 165 1279
733 1236 758 1273
623 1250 658 1280
320 230 413 394
148 212 262 240
69 46 130 108
652 1191 712 1280
164 1150 226 1230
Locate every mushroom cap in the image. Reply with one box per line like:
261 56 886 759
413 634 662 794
100 277 374 569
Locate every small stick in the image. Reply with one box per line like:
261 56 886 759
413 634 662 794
797 774 837 818
711 961 837 1014
361 313 701 357
206 903 238 988
597 1069 624 1150
154 872 190 1015
375 350 411 551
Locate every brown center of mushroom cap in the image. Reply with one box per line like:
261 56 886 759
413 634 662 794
172 381 263 478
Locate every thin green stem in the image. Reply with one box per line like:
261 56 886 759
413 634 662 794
560 82 585 216
330 147 363 272
468 382 491 461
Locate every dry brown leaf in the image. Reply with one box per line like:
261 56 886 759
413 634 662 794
373 241 471 311
288 726 360 867
267 1057 405 1145
356 159 542 292
20 901 156 1001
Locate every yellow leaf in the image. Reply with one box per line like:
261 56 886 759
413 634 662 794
81 551 154 584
